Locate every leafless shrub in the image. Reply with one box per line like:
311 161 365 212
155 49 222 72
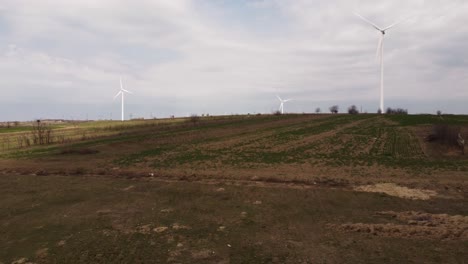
190 114 200 125
16 136 26 148
56 134 66 144
45 126 53 144
329 105 339 114
348 105 359 114
386 107 408 115
273 110 282 116
427 125 459 145
426 125 465 154
31 120 53 145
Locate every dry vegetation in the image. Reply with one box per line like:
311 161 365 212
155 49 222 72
0 114 467 263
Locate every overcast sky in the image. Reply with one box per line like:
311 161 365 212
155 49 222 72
0 0 467 121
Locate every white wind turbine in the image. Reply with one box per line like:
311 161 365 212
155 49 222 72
276 95 292 114
355 12 405 113
113 77 133 121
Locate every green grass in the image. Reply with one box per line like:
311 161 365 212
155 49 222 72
0 126 34 133
386 114 468 126
2 114 468 174
106 114 468 172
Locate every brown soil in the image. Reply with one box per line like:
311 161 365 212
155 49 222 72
333 211 468 241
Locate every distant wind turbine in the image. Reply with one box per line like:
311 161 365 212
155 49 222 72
276 95 292 114
113 77 133 121
355 12 405 113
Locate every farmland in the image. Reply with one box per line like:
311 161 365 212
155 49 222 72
0 114 467 263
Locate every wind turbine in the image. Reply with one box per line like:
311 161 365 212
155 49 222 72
355 12 404 113
276 95 292 114
113 77 133 121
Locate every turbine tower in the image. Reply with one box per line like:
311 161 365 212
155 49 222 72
355 12 403 113
113 77 133 121
276 95 292 114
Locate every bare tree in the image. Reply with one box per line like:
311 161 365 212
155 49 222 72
31 120 53 145
348 105 359 114
190 114 200 125
386 107 408 115
329 105 339 114
315 107 321 114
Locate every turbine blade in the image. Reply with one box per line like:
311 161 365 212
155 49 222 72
376 34 384 60
383 16 410 31
122 88 133 94
276 95 282 102
120 76 123 90
284 99 292 102
113 91 122 100
354 12 382 31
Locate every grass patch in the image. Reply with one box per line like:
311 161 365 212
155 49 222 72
386 114 468 126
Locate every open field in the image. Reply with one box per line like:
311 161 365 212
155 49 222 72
0 114 467 263
0 118 192 152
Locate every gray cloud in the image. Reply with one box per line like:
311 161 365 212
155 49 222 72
0 0 467 121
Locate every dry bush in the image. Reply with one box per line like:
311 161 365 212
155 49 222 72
31 121 53 145
386 107 408 115
348 105 359 114
190 114 200 125
427 125 460 145
426 124 465 154
16 135 27 148
329 105 339 114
